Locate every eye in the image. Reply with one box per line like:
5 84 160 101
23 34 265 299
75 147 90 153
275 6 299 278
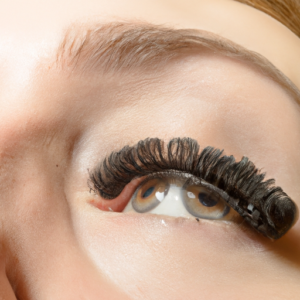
123 173 239 221
131 178 170 213
90 138 298 239
182 184 230 219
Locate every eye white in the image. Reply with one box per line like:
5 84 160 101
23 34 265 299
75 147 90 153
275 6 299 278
123 183 195 219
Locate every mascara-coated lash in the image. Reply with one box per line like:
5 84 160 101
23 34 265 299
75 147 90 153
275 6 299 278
89 137 298 240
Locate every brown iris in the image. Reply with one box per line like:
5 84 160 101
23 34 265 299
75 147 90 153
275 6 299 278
132 178 169 213
183 185 230 219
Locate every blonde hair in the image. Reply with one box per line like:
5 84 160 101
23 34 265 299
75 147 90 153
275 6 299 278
235 0 300 38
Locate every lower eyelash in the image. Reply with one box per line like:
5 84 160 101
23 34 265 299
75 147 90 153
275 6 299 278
89 137 298 240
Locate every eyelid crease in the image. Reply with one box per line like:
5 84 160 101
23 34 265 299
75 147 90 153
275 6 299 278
89 137 298 240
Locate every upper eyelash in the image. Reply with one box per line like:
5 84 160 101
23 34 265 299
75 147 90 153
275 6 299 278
89 137 297 240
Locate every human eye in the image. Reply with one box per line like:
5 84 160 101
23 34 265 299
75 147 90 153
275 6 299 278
123 172 240 222
89 137 298 240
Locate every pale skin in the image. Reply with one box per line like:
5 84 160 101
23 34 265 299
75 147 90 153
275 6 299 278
0 0 300 299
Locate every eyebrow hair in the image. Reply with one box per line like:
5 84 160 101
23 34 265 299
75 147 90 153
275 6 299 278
56 21 300 104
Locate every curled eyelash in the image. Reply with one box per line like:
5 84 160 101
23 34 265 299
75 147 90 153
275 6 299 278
89 137 298 240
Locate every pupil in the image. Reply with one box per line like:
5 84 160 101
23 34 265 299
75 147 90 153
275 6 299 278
198 192 218 207
142 186 155 198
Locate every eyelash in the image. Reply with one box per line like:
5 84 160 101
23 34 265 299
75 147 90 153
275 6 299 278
89 137 297 240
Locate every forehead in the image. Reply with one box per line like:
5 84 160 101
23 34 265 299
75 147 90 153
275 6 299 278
0 0 300 84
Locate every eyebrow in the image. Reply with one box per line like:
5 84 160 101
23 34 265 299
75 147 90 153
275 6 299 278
56 21 300 104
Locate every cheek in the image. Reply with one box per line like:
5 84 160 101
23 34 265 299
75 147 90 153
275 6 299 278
71 205 284 299
0 257 17 299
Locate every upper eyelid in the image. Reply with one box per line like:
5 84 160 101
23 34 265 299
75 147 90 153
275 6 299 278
89 137 298 240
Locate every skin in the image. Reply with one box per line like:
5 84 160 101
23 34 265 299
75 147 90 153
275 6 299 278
0 0 300 299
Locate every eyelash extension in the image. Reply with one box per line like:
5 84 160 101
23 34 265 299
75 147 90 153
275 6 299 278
89 137 298 240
